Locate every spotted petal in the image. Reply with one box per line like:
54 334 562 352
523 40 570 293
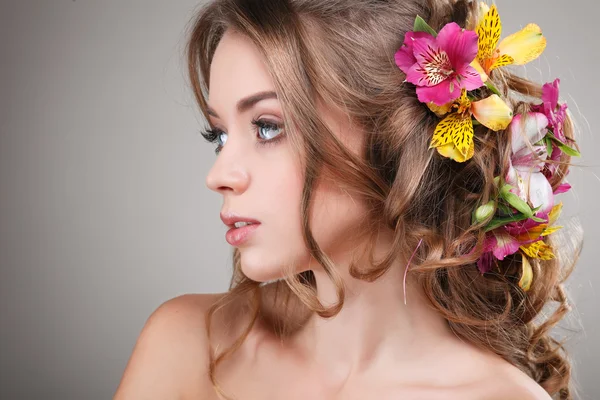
408 37 453 87
498 23 546 65
436 140 475 163
431 113 474 158
476 4 502 62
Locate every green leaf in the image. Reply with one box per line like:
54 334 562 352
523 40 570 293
497 202 514 216
484 80 501 96
499 184 533 217
484 214 531 232
545 136 553 157
558 143 581 157
413 15 437 36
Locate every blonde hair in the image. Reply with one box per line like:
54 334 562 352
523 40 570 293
186 0 583 398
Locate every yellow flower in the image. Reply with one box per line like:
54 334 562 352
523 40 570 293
429 90 513 162
518 202 563 261
520 240 555 260
474 4 547 78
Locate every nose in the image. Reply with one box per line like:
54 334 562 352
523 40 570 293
205 142 250 195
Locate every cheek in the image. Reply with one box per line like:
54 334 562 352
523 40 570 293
310 178 367 255
238 149 308 281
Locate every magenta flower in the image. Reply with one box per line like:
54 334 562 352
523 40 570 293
395 23 484 106
533 79 568 142
532 79 571 179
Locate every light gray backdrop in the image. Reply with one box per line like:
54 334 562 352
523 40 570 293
0 1 598 399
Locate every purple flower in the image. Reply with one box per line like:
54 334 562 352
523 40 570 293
395 23 484 106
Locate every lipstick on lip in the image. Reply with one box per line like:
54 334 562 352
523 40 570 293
220 212 261 246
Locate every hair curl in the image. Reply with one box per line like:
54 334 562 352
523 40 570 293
185 0 584 398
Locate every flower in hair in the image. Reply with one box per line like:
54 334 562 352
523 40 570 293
429 88 513 162
396 5 581 291
473 81 579 289
395 21 484 106
473 3 547 81
395 13 517 163
532 78 577 180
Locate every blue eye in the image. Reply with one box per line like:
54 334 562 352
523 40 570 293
252 119 283 141
201 118 285 155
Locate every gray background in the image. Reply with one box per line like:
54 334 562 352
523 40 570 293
0 1 597 399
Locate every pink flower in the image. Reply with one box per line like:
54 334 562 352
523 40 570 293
395 23 483 106
532 79 570 178
533 79 568 142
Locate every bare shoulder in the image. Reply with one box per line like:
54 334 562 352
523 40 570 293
469 359 553 400
113 292 228 400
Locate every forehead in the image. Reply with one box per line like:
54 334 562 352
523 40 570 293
208 30 276 111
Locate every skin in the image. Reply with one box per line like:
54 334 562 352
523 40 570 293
114 30 552 400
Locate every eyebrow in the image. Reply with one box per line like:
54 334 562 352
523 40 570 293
207 90 278 118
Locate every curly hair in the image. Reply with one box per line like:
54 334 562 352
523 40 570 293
185 0 584 398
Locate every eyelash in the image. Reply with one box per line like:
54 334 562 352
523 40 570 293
200 118 285 155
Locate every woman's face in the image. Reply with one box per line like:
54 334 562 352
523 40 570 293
205 30 367 282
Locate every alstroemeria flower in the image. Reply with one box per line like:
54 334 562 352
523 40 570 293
395 22 483 106
534 79 568 141
477 202 562 274
505 112 554 215
430 90 512 162
532 78 570 178
474 4 546 79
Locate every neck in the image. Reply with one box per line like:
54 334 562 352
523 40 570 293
293 228 453 379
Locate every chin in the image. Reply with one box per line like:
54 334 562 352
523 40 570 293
239 248 309 283
238 251 284 283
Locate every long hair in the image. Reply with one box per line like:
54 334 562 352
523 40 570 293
186 0 583 398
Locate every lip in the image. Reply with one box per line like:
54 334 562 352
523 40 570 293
225 223 260 246
220 212 261 246
220 212 261 229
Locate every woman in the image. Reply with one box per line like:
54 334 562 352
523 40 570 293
115 0 582 398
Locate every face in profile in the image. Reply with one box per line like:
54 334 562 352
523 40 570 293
205 30 368 282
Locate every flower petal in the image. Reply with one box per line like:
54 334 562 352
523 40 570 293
394 47 416 74
488 53 515 72
518 253 533 291
498 23 546 65
547 202 563 225
416 79 461 105
470 59 489 82
430 112 474 158
436 141 474 162
523 170 554 215
410 37 453 87
492 231 521 260
553 182 571 195
427 101 453 117
520 240 555 260
457 65 484 91
510 112 549 154
394 31 431 73
541 78 560 111
471 94 514 131
437 22 479 68
476 4 502 61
